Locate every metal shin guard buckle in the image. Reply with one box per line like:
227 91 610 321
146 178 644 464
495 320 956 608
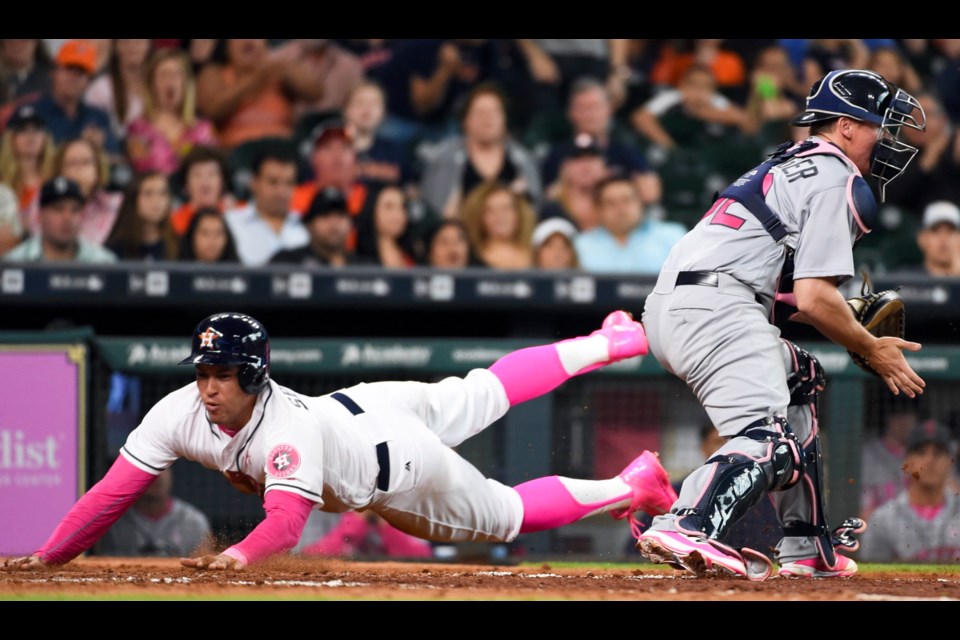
705 539 773 582
832 517 868 553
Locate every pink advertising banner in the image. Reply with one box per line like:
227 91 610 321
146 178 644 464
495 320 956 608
0 347 86 556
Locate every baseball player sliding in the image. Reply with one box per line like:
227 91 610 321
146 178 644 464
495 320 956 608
3 310 676 571
636 69 927 580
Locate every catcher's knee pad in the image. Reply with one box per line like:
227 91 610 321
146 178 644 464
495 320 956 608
676 416 805 540
781 339 825 407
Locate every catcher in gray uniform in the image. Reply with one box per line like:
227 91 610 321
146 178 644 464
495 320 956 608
637 69 927 580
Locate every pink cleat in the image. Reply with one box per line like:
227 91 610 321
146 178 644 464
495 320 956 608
577 310 649 374
610 451 677 526
779 554 858 578
638 529 751 578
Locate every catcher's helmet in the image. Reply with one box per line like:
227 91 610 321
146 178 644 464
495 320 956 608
179 312 270 395
791 69 926 201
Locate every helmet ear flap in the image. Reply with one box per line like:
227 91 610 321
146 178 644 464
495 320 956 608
239 362 269 395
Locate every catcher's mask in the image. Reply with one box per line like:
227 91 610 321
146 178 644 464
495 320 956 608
179 312 270 395
792 69 926 202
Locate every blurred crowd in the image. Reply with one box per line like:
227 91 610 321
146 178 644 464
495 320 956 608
1 38 958 275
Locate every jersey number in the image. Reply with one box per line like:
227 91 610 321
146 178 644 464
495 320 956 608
704 198 745 230
281 389 308 411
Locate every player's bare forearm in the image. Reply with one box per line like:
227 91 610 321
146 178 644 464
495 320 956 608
792 277 875 355
793 277 925 396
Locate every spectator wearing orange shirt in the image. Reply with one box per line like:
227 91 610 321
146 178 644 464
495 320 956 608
195 39 322 151
651 39 746 94
168 146 234 236
290 120 367 220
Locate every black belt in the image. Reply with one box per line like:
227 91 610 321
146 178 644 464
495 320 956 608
676 271 719 287
332 391 390 492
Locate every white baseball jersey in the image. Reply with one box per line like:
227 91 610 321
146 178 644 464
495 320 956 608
121 369 523 543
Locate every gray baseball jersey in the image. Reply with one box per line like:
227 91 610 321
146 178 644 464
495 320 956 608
643 137 862 435
858 492 960 563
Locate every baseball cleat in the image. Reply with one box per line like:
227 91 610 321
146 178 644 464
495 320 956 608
611 451 677 526
595 310 649 361
577 311 649 375
637 530 749 579
778 554 858 578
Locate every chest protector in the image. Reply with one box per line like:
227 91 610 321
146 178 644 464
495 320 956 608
714 140 878 327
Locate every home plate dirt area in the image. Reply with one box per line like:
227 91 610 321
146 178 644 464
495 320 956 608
1 557 959 600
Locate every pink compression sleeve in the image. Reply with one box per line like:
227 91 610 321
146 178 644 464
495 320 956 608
513 476 627 534
36 456 157 565
223 490 314 566
488 344 572 406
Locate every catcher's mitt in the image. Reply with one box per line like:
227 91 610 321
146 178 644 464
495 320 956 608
846 271 905 376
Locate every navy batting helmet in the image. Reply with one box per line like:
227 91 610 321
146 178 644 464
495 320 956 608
792 69 926 201
179 312 270 395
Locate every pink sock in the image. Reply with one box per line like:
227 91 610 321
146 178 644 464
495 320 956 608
303 512 368 556
379 524 433 558
514 476 631 533
489 336 607 406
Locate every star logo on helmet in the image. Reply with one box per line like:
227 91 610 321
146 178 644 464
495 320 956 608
199 326 224 349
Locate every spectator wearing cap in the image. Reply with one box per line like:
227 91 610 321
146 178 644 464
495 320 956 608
125 49 217 177
354 185 416 268
224 143 306 266
419 83 541 220
26 40 119 155
343 81 414 192
0 39 53 103
574 175 686 274
2 176 116 263
291 120 367 223
0 104 56 229
532 217 579 270
35 138 122 247
168 146 235 236
859 421 960 563
911 201 960 277
542 77 660 206
460 181 535 270
196 39 322 151
84 39 152 138
423 219 476 269
883 91 960 217
270 187 364 268
859 396 923 521
273 39 364 117
377 39 498 146
538 134 608 231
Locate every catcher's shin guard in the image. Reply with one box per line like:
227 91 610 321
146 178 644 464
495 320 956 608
778 340 865 569
675 416 805 541
779 430 866 569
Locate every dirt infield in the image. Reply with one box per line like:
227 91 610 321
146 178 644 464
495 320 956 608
1 557 958 600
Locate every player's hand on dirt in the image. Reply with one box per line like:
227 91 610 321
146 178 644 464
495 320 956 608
866 337 925 397
180 553 244 571
1 555 49 571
